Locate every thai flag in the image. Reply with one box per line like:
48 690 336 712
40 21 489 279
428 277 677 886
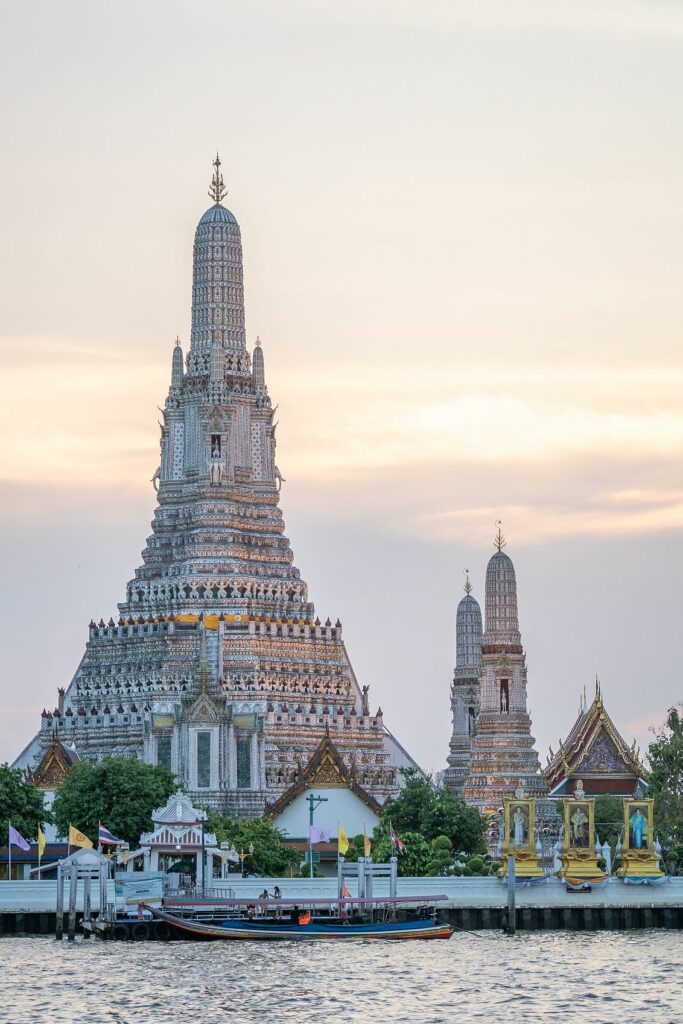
390 822 405 854
99 822 124 846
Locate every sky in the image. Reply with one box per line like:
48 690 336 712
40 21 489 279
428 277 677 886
1 0 682 772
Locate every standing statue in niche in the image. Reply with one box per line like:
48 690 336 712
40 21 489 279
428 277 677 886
209 459 224 485
570 806 589 847
512 807 527 846
630 807 646 849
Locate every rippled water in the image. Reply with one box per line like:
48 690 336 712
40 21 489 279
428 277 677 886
1 932 681 1024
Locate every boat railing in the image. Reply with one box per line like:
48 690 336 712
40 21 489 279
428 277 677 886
165 886 236 901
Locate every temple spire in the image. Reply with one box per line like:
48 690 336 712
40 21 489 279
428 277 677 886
208 152 227 204
494 520 506 552
464 569 472 595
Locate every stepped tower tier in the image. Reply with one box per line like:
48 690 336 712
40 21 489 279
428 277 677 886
462 527 549 812
444 574 482 796
13 157 417 816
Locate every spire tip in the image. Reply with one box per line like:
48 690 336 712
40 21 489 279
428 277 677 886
494 520 506 552
208 153 227 204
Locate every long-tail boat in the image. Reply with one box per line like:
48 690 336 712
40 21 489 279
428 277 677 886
141 895 453 941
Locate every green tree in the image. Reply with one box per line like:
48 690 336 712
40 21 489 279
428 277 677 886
380 769 487 854
0 764 46 842
370 822 431 876
52 757 175 846
648 706 683 873
426 835 453 876
206 814 298 876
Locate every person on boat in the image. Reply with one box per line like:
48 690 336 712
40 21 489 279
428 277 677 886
273 886 282 919
256 889 270 916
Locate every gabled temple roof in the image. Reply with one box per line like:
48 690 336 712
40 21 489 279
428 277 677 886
28 732 79 790
543 683 647 795
265 730 383 819
151 791 208 826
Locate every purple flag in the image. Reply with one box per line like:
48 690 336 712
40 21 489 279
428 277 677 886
8 825 30 851
310 825 331 844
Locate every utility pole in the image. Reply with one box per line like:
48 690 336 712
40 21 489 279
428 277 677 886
306 793 328 880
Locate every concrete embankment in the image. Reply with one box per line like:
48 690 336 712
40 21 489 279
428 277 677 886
1 877 681 934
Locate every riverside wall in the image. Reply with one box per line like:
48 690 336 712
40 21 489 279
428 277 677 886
0 878 681 934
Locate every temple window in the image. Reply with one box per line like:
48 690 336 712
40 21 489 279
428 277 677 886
236 737 251 789
196 731 211 788
157 732 172 770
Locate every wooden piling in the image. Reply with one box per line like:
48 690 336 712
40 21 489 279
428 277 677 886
67 863 78 941
55 864 64 940
506 855 516 935
83 873 91 928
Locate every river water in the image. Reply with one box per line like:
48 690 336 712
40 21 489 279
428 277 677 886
1 932 681 1024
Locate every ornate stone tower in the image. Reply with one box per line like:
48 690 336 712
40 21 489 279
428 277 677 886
461 527 549 810
444 574 482 796
14 157 416 815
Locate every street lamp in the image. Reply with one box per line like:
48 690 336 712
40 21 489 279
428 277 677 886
239 843 255 877
306 792 328 880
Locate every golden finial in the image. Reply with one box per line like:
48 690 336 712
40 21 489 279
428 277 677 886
255 335 262 348
175 335 181 348
464 569 472 595
208 152 227 204
494 520 506 552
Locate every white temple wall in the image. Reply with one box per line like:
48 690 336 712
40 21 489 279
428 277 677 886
274 787 379 840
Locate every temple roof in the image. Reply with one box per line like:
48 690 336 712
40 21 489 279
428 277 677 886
151 791 208 826
543 682 647 795
265 730 382 819
28 732 79 790
198 203 238 226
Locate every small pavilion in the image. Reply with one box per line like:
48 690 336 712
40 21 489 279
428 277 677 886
123 792 228 886
544 682 648 797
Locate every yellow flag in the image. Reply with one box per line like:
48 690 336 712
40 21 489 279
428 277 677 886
68 825 93 850
37 828 46 861
364 825 371 858
338 825 349 855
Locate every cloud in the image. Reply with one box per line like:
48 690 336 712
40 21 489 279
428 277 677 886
3 341 683 545
413 492 683 546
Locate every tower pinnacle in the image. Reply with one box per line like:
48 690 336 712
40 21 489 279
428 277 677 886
208 152 227 204
464 570 472 595
494 520 506 552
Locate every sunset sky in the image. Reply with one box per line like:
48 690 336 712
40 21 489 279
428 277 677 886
1 0 682 771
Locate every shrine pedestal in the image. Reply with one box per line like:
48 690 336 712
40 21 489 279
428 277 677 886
617 799 664 880
498 792 543 878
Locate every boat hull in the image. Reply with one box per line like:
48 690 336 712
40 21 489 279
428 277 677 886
148 907 453 941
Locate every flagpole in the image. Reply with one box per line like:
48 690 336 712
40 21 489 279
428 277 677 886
67 822 71 859
7 821 11 881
